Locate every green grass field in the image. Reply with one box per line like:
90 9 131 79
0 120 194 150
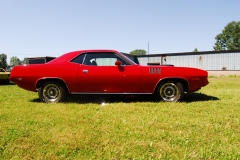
0 77 240 159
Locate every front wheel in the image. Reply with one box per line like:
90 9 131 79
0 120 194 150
38 81 66 103
156 81 184 102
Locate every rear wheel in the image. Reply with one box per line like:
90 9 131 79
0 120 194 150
156 81 184 102
38 81 66 103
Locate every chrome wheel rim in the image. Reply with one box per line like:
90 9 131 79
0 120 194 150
159 83 179 101
43 84 61 102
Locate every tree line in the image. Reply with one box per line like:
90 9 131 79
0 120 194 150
1 21 239 70
0 55 27 71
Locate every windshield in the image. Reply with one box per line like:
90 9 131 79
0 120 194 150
119 52 137 65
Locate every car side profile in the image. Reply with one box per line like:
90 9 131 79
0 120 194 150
0 68 10 84
10 50 209 103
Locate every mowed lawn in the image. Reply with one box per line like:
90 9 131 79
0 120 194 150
0 77 240 159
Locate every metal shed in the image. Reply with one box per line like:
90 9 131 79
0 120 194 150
134 50 240 71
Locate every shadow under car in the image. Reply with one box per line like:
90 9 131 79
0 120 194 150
30 93 218 104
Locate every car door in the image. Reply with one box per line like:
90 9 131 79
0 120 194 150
77 52 142 93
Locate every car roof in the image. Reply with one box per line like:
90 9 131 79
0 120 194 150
48 49 119 64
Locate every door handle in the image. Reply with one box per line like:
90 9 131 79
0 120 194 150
82 70 88 73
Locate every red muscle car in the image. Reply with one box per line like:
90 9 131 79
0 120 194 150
10 50 209 103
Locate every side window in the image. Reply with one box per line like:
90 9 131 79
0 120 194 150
82 52 131 66
84 54 100 66
95 54 117 66
70 54 86 64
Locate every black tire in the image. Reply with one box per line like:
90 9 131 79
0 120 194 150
6 80 10 84
0 80 9 85
38 81 66 103
3 79 9 84
155 81 184 102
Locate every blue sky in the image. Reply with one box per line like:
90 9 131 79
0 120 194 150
0 0 239 62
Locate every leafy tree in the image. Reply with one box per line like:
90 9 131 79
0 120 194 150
10 56 21 66
213 21 240 50
130 49 147 55
193 48 198 52
0 53 8 70
21 57 28 64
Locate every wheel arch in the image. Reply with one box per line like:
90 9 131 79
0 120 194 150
154 77 189 94
36 78 70 93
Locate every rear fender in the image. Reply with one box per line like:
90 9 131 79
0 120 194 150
36 78 70 93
